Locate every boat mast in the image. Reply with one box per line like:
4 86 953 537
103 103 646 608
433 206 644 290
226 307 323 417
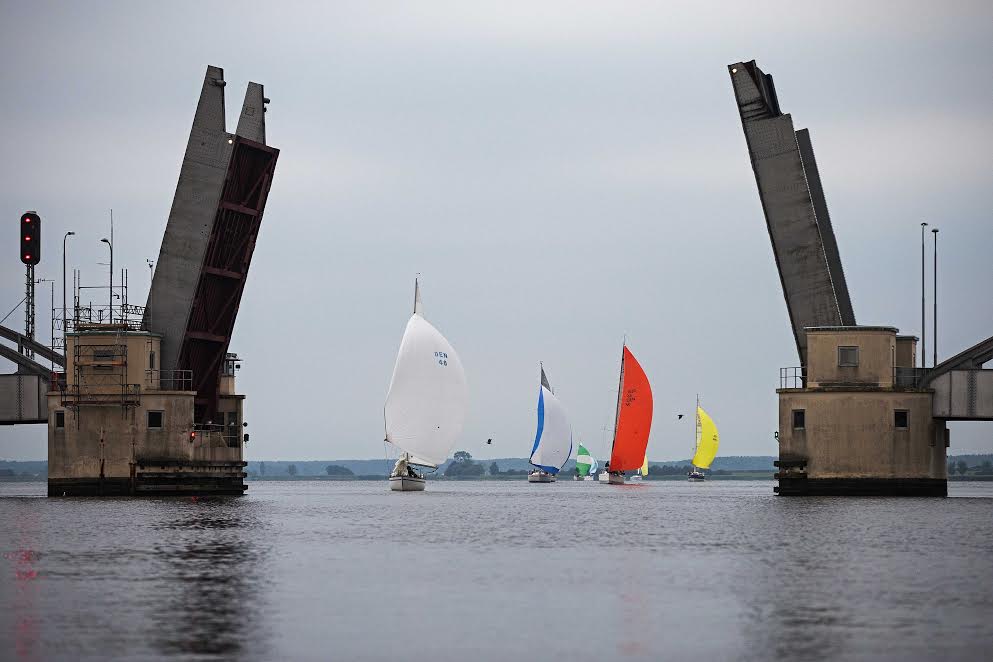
609 338 626 469
692 393 700 470
531 362 543 472
413 274 422 315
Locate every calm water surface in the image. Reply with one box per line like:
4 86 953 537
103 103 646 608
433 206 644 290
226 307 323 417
1 480 992 661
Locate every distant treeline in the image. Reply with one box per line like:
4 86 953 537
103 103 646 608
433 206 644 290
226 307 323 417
5 455 993 480
240 454 786 478
947 459 993 477
0 461 46 477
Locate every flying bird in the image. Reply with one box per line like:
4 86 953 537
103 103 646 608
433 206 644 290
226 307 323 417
486 438 492 445
677 414 684 420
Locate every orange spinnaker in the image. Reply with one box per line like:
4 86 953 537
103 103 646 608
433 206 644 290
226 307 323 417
609 346 654 472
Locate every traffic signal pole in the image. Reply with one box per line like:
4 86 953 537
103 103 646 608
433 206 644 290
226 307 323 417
20 211 42 359
25 264 35 359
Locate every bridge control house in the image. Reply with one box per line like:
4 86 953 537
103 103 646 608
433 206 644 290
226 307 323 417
776 327 945 496
42 65 276 497
48 324 247 496
729 60 991 496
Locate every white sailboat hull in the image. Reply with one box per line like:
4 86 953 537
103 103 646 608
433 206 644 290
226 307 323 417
597 471 609 482
583 475 594 481
607 473 626 485
630 475 643 482
528 472 556 483
389 476 426 491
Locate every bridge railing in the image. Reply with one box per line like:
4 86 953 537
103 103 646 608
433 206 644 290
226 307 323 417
193 423 241 449
145 369 193 391
60 383 141 408
780 366 806 389
894 367 928 389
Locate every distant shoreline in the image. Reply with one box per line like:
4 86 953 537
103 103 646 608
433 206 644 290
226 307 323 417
4 474 993 482
242 472 781 482
244 474 993 482
4 453 992 482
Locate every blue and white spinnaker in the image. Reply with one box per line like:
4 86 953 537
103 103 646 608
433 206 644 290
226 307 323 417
529 366 572 474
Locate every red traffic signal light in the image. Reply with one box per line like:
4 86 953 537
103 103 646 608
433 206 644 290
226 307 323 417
20 212 41 265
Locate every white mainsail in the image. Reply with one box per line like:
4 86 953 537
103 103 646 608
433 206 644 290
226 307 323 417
529 367 572 474
384 279 468 468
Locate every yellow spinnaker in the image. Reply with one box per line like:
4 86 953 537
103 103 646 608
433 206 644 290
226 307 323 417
640 456 649 476
691 406 719 469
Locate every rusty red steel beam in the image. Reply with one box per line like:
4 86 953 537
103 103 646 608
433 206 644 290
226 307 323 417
176 136 279 423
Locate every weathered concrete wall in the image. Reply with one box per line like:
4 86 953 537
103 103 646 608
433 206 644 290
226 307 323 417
778 390 942 479
807 327 896 388
67 330 161 389
235 82 266 143
729 61 855 365
143 66 234 372
895 336 918 369
47 392 196 480
795 128 856 326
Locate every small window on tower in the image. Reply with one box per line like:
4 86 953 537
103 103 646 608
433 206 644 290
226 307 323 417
838 346 859 367
792 409 805 430
93 347 116 371
55 411 65 428
149 351 156 371
895 410 909 429
147 411 164 429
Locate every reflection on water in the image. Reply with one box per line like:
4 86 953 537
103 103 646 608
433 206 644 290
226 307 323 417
149 499 270 658
0 492 272 661
733 497 993 661
1 481 991 661
4 513 42 661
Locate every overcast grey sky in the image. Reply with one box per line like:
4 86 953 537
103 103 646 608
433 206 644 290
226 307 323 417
1 0 991 461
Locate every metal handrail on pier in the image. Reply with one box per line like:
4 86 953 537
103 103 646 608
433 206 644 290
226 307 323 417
893 367 928 389
779 366 806 389
144 369 193 391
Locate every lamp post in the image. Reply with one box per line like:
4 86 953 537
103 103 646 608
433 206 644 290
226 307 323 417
932 228 939 368
146 259 154 332
920 222 928 369
62 231 75 336
100 237 113 321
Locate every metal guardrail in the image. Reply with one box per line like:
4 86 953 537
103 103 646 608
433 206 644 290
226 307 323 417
192 423 242 449
780 366 928 390
145 369 193 391
60 384 140 407
894 367 928 389
779 366 806 389
72 304 146 331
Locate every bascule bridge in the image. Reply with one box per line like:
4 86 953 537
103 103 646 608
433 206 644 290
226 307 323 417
729 60 993 496
0 66 278 496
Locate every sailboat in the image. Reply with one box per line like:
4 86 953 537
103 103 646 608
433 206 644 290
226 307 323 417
586 456 599 481
384 278 468 491
575 443 593 480
688 398 719 481
630 456 649 481
604 343 654 485
528 365 572 483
